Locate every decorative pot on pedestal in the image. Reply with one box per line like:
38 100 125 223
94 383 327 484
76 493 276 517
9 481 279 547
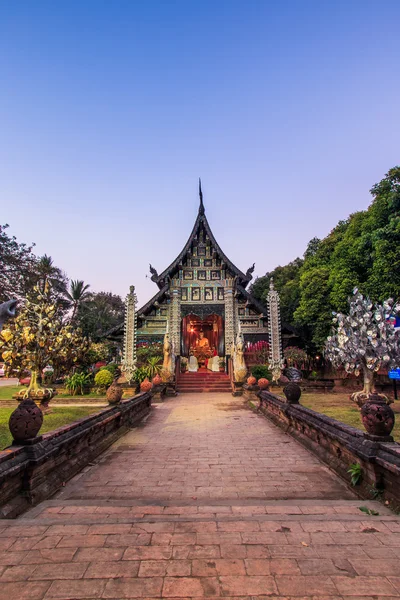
243 376 260 402
106 379 123 405
151 373 165 402
283 382 302 404
361 393 395 439
9 399 43 444
258 378 269 390
140 378 153 393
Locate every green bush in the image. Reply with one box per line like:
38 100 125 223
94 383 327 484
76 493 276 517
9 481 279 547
94 369 113 388
251 365 272 380
65 372 92 395
137 345 163 367
100 363 120 377
132 367 148 384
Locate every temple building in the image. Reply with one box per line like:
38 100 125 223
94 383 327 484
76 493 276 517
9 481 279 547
110 182 295 369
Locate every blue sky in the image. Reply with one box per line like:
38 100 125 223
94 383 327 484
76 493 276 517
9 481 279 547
1 1 399 305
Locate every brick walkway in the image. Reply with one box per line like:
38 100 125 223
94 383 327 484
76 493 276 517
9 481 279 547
1 393 400 599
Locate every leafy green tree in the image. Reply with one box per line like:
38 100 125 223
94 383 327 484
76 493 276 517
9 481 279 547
77 291 124 341
250 258 303 324
0 224 36 302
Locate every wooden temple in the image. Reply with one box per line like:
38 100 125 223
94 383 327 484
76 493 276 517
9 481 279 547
109 182 295 365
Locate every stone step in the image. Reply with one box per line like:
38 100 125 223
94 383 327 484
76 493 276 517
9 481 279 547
21 499 394 522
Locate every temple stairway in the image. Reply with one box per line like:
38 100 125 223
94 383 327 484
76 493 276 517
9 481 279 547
177 370 231 393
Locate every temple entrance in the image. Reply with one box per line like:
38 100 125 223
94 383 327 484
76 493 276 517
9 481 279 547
181 313 225 367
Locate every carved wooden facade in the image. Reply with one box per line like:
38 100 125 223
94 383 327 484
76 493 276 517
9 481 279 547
108 184 294 354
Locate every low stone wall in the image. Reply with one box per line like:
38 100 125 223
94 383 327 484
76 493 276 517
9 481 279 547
258 390 400 510
0 392 151 518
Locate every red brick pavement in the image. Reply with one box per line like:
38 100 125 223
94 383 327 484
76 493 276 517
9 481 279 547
1 393 399 599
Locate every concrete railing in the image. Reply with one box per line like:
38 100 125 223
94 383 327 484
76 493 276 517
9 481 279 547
258 389 400 510
0 392 152 518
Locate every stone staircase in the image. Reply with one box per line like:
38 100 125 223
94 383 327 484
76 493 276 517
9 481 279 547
177 370 231 393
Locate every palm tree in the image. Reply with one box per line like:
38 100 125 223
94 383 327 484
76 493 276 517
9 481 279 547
66 280 91 320
36 254 66 292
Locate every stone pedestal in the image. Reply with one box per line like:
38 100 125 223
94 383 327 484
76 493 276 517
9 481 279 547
243 384 260 402
151 385 166 403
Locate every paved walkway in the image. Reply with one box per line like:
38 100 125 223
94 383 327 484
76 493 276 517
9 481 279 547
1 394 400 599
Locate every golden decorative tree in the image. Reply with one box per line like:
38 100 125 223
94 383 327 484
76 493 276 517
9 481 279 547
0 282 89 405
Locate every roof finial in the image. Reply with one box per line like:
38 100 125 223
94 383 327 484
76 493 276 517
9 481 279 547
199 177 205 215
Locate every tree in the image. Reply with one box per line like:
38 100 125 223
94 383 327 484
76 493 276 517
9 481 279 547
250 258 303 324
0 224 36 302
65 280 91 320
77 291 124 341
325 290 400 405
0 282 89 397
35 254 69 304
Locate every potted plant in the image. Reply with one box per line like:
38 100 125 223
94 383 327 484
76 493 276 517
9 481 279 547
180 357 188 373
219 357 225 372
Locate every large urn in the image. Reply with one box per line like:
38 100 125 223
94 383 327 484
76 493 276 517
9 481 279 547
361 393 395 438
9 399 44 443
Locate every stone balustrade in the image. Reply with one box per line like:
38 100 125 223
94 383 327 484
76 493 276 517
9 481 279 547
0 392 152 518
258 388 400 510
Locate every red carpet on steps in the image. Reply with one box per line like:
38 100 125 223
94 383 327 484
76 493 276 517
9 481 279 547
177 369 231 393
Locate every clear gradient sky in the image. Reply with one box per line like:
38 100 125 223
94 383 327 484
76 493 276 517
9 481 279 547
1 1 399 306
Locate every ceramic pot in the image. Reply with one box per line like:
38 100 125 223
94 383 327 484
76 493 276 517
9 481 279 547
361 394 395 437
9 399 44 443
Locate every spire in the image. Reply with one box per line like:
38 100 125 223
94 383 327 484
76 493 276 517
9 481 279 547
199 178 205 215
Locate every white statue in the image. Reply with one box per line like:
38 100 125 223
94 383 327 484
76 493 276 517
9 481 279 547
188 354 199 372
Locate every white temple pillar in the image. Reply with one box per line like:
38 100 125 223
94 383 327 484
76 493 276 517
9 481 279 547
225 288 235 355
169 288 181 356
121 285 138 382
267 278 284 383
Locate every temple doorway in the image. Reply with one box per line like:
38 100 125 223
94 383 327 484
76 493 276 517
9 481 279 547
181 313 225 363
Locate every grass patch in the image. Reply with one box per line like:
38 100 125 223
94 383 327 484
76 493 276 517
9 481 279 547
296 392 400 442
0 385 21 401
0 385 107 401
0 406 101 450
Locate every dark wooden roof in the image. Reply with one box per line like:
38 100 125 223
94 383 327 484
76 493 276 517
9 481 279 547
152 193 252 289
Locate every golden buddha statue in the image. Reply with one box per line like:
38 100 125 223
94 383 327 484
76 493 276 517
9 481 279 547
191 331 212 367
196 331 209 348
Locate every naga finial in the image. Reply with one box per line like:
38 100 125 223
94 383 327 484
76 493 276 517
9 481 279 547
246 263 255 278
149 264 158 281
0 299 17 330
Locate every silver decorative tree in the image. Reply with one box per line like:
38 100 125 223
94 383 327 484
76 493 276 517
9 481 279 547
121 285 138 382
325 289 400 406
267 278 284 383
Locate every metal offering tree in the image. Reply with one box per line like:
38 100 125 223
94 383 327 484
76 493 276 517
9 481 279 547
325 289 400 406
0 282 89 406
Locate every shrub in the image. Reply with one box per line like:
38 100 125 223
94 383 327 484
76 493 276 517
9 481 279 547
144 357 162 379
132 367 148 384
251 365 272 380
100 363 120 377
65 372 92 395
136 345 163 367
94 369 113 389
283 346 308 367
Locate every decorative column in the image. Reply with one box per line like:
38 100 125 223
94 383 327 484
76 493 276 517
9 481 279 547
169 288 181 356
267 278 284 383
121 285 138 382
224 288 235 355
